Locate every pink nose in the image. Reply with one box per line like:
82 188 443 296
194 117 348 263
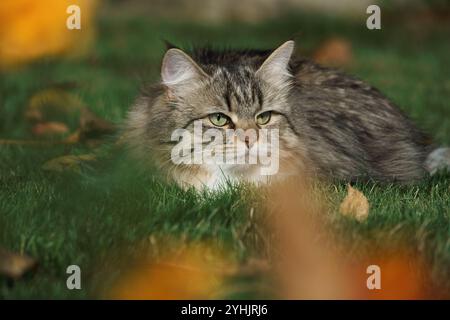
244 136 250 149
237 130 258 149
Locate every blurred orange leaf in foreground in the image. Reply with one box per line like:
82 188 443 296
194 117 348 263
268 180 440 299
313 37 353 67
109 243 235 300
357 253 431 300
0 0 98 69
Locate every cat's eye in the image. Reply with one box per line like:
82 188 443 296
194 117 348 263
256 111 271 125
209 113 229 127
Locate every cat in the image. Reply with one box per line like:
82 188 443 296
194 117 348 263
124 40 448 190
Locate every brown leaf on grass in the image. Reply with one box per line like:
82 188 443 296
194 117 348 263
31 121 69 137
1 107 115 147
339 184 370 222
0 139 68 146
21 87 116 146
313 37 353 67
25 88 85 123
79 108 116 144
20 87 116 147
0 247 37 279
42 154 96 173
63 130 81 144
56 109 116 147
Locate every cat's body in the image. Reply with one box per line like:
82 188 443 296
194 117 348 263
125 41 442 190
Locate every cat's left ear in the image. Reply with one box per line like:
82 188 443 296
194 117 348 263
256 40 295 85
161 48 208 87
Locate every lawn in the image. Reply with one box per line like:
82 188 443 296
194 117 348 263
1 8 450 299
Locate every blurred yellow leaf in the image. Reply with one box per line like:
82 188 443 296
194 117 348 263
32 121 69 137
25 88 115 146
0 0 99 69
0 247 37 280
339 184 369 221
25 88 86 123
63 130 82 144
109 243 234 300
79 108 116 143
42 154 96 172
313 37 353 67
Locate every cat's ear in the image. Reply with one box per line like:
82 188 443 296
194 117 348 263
161 48 207 87
163 39 179 50
256 40 295 85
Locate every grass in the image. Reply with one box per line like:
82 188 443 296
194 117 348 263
1 8 450 299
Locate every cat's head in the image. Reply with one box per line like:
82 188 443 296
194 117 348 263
133 41 303 188
160 41 295 131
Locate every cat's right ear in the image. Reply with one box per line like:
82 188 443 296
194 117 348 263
256 40 295 87
163 40 179 50
161 49 207 88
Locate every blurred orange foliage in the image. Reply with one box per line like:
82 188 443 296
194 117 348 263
268 180 439 299
357 253 430 300
109 243 235 300
0 0 98 69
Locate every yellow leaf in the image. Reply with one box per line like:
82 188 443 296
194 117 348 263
25 88 85 123
0 247 37 279
313 37 353 67
79 108 116 140
0 0 99 69
109 243 234 300
339 184 369 221
42 154 96 173
32 121 69 137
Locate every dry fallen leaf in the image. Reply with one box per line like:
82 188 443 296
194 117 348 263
25 88 86 123
22 87 116 147
32 121 69 137
339 184 370 222
0 139 65 146
42 154 96 173
63 130 82 144
0 247 37 279
313 37 353 67
24 87 115 146
78 108 116 146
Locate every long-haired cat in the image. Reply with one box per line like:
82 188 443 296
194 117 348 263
125 40 448 190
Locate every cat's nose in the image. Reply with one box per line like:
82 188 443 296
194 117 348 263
245 136 250 148
238 130 257 149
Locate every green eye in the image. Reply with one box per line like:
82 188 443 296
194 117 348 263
209 113 229 127
256 111 271 125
